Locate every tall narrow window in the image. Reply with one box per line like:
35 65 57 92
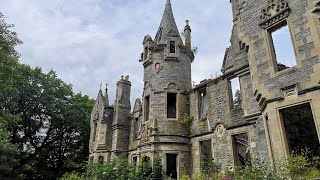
200 140 212 173
93 122 97 142
167 93 177 119
229 77 242 109
134 118 139 139
280 103 319 156
199 90 208 119
232 133 251 166
98 156 104 165
144 96 150 121
170 41 176 53
144 47 148 60
89 157 94 164
132 156 138 166
270 22 296 71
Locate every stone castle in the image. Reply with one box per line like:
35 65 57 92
89 0 320 178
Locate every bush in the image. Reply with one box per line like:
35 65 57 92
181 152 320 180
60 172 84 180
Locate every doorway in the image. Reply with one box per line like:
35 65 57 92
166 153 177 179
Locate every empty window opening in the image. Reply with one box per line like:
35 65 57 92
98 156 104 165
229 77 242 109
132 156 138 166
232 133 251 166
144 47 148 60
167 93 177 119
89 157 94 164
93 122 98 142
200 140 212 173
170 41 176 53
270 22 296 71
199 90 208 119
134 118 139 139
166 154 177 179
280 103 319 157
144 96 150 121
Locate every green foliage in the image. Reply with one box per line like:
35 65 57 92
84 157 153 180
181 113 193 125
200 157 221 178
0 112 19 176
233 89 242 109
0 11 94 179
152 153 163 178
181 152 320 180
60 172 84 180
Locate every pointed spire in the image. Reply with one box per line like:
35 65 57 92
154 0 182 44
104 83 109 106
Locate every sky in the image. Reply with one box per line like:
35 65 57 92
1 0 234 105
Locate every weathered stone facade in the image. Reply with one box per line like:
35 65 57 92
89 0 320 178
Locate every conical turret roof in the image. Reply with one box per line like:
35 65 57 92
154 0 183 44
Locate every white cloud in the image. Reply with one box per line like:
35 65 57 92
1 0 233 105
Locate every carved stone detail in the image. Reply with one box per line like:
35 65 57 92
260 0 290 29
140 123 151 144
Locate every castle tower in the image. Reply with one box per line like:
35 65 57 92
139 0 194 178
89 85 113 164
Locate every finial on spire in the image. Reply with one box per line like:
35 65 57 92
166 0 171 4
185 20 189 26
100 82 102 90
105 83 108 91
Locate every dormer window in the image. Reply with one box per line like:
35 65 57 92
170 41 176 53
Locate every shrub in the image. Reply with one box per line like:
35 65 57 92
60 172 84 180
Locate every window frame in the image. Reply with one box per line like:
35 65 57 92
144 95 150 121
266 19 297 73
198 89 208 120
166 92 178 120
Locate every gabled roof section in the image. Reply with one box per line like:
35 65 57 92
154 0 183 45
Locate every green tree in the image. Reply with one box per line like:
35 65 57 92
233 89 242 109
0 11 94 179
0 12 21 178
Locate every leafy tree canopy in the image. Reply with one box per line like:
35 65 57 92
0 12 94 179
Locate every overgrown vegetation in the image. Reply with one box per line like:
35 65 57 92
181 113 193 125
0 12 94 179
61 156 161 180
181 152 320 180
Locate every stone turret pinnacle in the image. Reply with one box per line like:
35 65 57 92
154 0 182 44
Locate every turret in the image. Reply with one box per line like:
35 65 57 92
111 76 131 158
184 20 192 50
137 1 193 177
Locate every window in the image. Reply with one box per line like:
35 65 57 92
199 90 208 119
134 118 139 139
200 140 212 173
144 96 150 121
132 156 138 166
229 77 242 109
93 122 98 142
269 21 296 72
144 47 148 60
89 156 94 164
170 41 176 53
98 156 104 165
280 103 319 156
167 93 177 119
166 154 177 179
232 133 251 166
